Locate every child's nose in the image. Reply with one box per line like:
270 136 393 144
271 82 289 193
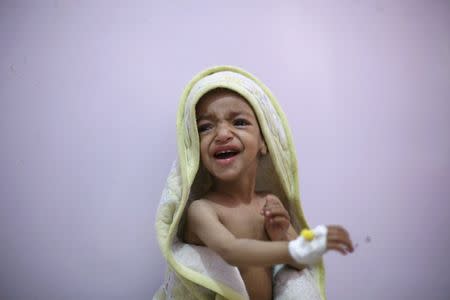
215 124 233 143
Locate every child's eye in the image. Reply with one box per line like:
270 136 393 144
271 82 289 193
198 123 212 133
234 118 250 127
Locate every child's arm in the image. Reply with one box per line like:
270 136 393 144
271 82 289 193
261 195 354 268
260 198 308 270
187 200 353 267
187 200 296 267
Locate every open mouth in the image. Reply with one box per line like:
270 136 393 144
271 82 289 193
214 150 240 160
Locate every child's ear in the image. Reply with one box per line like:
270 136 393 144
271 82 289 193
260 142 267 155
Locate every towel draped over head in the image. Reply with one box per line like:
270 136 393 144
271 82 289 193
154 66 326 300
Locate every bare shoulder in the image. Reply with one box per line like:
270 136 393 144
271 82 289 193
186 199 219 223
184 199 236 250
184 199 218 244
188 198 215 211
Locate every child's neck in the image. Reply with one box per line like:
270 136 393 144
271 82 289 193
211 175 256 204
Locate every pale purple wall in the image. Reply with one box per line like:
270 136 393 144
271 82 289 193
1 1 449 299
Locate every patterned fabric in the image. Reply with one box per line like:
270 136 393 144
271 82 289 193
154 66 326 300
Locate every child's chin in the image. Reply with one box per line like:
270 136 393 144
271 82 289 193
211 170 241 182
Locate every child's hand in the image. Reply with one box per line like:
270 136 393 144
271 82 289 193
261 195 291 241
288 225 354 266
326 225 354 254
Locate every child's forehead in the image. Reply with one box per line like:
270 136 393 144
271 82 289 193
195 88 254 114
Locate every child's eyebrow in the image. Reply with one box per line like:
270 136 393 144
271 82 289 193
228 111 253 119
197 111 254 122
196 113 214 122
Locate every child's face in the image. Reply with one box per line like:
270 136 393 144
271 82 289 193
196 89 267 182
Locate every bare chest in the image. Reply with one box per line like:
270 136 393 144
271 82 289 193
218 205 268 241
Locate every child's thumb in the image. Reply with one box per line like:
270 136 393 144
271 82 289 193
266 194 276 204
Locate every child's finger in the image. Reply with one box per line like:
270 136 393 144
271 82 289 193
336 229 353 252
329 225 351 241
263 201 288 214
264 206 289 219
327 242 349 255
327 232 354 253
328 226 351 243
340 237 354 252
265 194 278 204
327 230 347 242
260 198 269 215
268 216 289 227
264 204 279 212
333 240 353 253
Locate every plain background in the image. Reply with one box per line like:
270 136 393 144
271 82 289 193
1 1 449 299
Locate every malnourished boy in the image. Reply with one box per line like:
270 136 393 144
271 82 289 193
155 66 353 300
